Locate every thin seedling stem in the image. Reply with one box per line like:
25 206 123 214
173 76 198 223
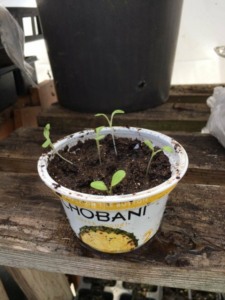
111 130 117 156
56 151 74 165
97 143 102 165
146 154 153 175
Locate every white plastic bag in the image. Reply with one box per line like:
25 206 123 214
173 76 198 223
202 86 225 148
0 5 36 86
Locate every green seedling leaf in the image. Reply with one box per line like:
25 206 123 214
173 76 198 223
144 140 154 151
43 123 50 139
95 126 105 141
95 114 110 128
144 140 173 176
95 135 105 142
162 145 174 153
111 109 124 120
95 113 107 118
90 181 108 192
96 126 104 134
95 109 125 156
42 140 51 148
91 170 126 195
113 109 125 114
42 123 74 165
111 170 126 187
42 123 53 149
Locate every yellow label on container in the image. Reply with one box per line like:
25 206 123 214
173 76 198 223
57 184 176 211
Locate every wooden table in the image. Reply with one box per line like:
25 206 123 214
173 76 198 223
0 85 224 299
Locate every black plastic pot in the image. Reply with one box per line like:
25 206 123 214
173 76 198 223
36 0 183 112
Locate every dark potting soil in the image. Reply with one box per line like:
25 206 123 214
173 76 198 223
47 135 171 195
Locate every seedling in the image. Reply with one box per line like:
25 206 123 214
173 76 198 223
94 126 105 165
95 109 124 156
42 123 74 165
144 140 173 175
90 170 126 195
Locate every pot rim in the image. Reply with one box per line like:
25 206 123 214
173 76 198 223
37 126 189 203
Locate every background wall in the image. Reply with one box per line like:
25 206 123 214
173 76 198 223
1 0 225 84
172 0 225 84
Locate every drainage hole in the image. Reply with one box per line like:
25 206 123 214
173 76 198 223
137 80 147 89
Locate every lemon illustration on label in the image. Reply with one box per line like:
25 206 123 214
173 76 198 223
79 226 138 253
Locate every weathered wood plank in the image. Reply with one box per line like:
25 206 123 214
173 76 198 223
6 267 72 300
37 102 210 132
0 86 224 294
168 95 209 103
169 84 217 95
0 172 224 292
37 84 214 132
0 128 224 186
0 106 15 140
0 128 44 173
0 280 9 300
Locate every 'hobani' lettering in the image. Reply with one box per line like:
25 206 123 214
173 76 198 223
63 202 147 222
